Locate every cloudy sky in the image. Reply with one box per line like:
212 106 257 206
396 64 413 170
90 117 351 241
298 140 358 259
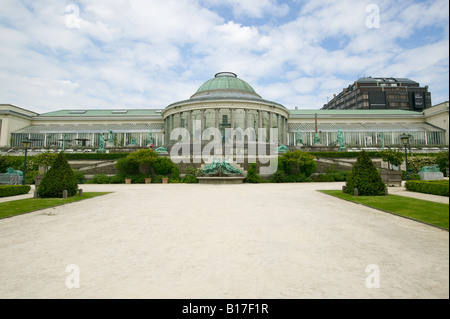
0 0 448 114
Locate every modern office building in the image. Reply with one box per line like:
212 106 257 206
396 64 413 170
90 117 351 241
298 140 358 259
1 73 448 151
322 77 432 111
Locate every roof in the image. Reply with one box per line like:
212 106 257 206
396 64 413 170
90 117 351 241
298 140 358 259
288 122 444 132
356 77 418 85
289 109 424 116
13 123 164 134
37 109 164 118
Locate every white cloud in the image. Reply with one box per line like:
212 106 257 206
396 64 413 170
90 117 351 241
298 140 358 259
0 0 448 113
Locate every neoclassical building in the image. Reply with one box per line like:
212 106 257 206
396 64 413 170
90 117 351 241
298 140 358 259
0 72 448 151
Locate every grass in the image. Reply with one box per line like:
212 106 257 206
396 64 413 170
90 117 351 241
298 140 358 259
0 192 111 219
319 190 449 230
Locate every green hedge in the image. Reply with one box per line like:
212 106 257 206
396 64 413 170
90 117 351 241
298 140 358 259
405 180 449 197
0 185 31 198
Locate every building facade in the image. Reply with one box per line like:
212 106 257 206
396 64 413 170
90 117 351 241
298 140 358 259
322 77 432 111
0 73 448 151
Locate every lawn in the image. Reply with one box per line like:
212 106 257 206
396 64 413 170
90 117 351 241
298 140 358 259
0 192 111 219
319 190 449 230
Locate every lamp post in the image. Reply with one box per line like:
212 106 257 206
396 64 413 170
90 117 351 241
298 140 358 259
22 138 32 185
400 133 412 181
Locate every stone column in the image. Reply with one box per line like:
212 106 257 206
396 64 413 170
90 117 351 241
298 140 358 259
201 109 205 134
230 108 235 129
244 109 249 130
188 111 193 142
215 108 219 129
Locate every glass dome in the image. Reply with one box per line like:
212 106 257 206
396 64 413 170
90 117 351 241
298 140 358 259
191 72 261 99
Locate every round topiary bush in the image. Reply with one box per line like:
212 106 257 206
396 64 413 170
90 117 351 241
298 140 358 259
37 152 78 198
345 150 386 196
246 163 261 183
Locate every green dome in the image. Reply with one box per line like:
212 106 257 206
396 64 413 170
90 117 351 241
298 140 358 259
192 72 261 98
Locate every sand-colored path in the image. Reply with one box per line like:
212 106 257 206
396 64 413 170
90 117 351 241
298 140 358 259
0 182 448 299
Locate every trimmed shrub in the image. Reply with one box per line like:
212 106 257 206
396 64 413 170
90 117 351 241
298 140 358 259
345 150 386 196
110 173 126 184
405 180 449 197
74 170 85 184
276 150 317 182
37 152 78 198
0 185 31 198
153 156 175 176
271 170 287 183
90 173 111 184
246 163 261 183
115 157 139 176
401 170 421 181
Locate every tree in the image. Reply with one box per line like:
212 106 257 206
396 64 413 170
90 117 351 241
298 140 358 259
380 149 404 170
37 152 78 198
345 150 386 196
435 151 449 176
246 163 261 183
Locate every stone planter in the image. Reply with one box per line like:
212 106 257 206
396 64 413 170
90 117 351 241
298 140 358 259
125 178 132 184
162 177 168 184
145 178 152 184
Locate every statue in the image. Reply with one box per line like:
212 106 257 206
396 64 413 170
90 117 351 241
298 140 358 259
6 167 23 176
148 129 153 146
420 164 440 173
128 137 137 146
97 133 106 153
313 132 321 144
276 145 289 153
337 128 346 151
296 129 303 146
155 146 168 154
108 130 114 142
99 133 105 150
202 157 242 176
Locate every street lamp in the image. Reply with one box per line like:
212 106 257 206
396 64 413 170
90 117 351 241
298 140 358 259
22 138 32 185
400 133 412 181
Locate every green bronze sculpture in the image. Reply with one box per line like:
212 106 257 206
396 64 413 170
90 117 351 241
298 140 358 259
420 164 440 173
202 157 242 176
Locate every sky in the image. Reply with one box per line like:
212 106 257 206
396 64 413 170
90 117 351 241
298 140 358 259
0 0 448 114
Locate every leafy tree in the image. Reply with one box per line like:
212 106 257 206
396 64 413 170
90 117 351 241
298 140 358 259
380 149 404 170
37 152 78 198
126 149 159 175
435 151 449 176
246 163 261 183
345 150 386 196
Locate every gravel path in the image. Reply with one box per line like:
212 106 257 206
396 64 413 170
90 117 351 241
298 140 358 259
0 182 448 298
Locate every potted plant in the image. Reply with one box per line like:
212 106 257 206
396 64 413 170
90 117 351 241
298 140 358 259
145 177 152 184
125 177 132 184
162 176 168 184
